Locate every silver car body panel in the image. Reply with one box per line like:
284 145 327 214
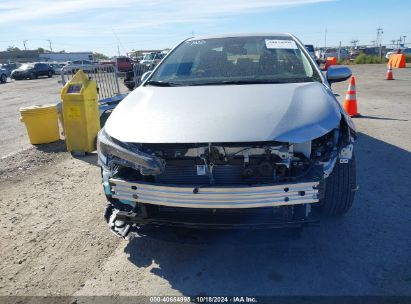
104 82 341 144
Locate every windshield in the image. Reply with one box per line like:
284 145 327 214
20 64 34 70
143 54 156 61
148 36 321 86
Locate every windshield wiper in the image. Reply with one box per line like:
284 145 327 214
145 80 182 87
187 80 296 86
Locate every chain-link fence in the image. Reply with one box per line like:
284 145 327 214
60 64 121 100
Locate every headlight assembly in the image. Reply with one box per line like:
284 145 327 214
97 128 165 175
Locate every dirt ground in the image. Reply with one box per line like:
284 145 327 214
0 65 410 298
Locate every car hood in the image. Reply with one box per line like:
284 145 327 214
105 82 341 144
13 68 30 72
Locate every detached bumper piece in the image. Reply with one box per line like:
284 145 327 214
109 178 319 209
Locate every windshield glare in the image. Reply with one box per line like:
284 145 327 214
20 64 34 70
149 36 321 86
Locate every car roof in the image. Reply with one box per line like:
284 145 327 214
186 33 293 40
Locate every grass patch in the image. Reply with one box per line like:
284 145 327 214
354 54 387 64
338 59 352 65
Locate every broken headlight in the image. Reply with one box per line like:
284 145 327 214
97 128 165 175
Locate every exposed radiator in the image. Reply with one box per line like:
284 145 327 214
155 165 273 185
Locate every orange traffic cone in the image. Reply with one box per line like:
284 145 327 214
386 64 394 80
343 76 360 117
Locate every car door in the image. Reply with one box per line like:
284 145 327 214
40 64 48 76
33 63 41 76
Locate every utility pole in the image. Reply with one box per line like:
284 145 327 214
47 40 53 52
403 36 407 46
117 45 121 57
376 28 383 58
324 29 327 48
376 28 383 46
23 40 28 50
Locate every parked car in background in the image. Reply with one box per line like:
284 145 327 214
49 62 65 75
0 63 18 77
115 57 133 72
63 60 96 73
322 48 350 60
98 57 133 72
304 44 316 59
0 67 8 83
139 52 165 66
11 63 54 80
123 70 136 91
349 50 360 60
123 63 151 91
98 33 356 238
304 44 320 64
98 59 115 66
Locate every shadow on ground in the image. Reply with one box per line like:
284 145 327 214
34 139 67 153
35 140 99 166
72 152 99 167
123 133 411 296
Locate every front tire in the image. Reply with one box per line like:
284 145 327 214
47 71 53 78
30 72 36 80
0 74 6 83
319 154 357 215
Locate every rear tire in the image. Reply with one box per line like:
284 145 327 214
0 74 6 83
319 154 357 215
47 71 53 78
30 72 36 80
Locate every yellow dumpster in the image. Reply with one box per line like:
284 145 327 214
19 104 60 145
61 70 100 154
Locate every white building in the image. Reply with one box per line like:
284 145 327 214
39 52 94 62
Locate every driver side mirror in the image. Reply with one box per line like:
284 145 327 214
141 71 152 83
326 66 352 84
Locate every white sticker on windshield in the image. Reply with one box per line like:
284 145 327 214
265 39 298 49
186 40 206 45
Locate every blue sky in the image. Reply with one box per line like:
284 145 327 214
0 0 410 56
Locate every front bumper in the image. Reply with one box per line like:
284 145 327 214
109 178 319 209
12 72 27 78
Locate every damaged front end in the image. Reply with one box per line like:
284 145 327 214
97 119 355 238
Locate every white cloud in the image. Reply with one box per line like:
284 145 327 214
0 0 333 54
0 0 332 25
